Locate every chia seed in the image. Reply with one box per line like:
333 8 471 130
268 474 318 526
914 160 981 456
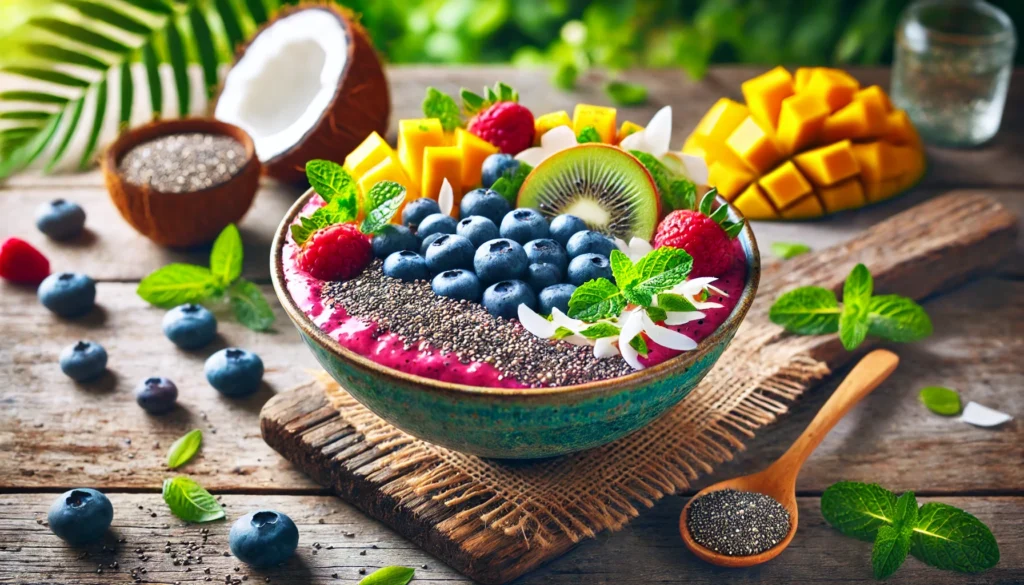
322 261 635 387
119 133 246 193
686 489 791 556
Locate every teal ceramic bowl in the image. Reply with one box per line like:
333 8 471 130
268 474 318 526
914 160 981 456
271 189 760 459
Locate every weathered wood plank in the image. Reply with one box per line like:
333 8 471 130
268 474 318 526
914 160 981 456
0 493 1020 584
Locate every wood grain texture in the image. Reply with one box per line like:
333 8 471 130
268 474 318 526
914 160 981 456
0 493 1020 584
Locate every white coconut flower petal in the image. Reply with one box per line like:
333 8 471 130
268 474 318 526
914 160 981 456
681 153 709 185
438 178 454 216
644 106 672 157
618 309 646 370
692 301 724 310
614 237 630 254
550 307 585 330
617 130 648 153
543 125 578 151
678 277 719 295
518 304 557 338
562 334 591 347
628 237 653 258
960 402 1013 427
664 311 705 326
514 146 547 167
594 336 619 359
642 312 697 351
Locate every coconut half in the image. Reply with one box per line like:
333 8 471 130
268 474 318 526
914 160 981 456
214 5 389 184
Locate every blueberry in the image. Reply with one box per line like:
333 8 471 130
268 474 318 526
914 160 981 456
371 224 418 259
459 188 511 225
401 198 441 228
425 234 475 273
524 238 568 274
417 213 458 239
162 304 217 350
229 510 299 568
38 272 95 317
539 283 577 316
48 488 113 545
482 280 537 319
383 251 430 282
36 199 86 241
549 214 588 247
133 376 178 414
568 253 613 285
419 232 445 255
480 153 520 188
525 263 562 292
431 269 482 302
456 215 500 248
473 238 528 285
499 208 549 244
205 348 264 398
59 340 107 382
566 230 617 259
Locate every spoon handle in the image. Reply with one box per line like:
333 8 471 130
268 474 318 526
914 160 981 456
771 349 900 485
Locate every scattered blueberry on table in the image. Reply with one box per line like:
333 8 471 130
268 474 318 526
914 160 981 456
524 238 568 273
134 377 179 415
229 510 299 568
35 199 86 241
48 488 113 545
419 232 445 255
205 348 264 397
38 272 96 317
59 341 107 382
162 303 217 350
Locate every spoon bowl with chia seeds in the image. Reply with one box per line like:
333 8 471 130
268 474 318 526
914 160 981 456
103 118 261 247
680 350 900 567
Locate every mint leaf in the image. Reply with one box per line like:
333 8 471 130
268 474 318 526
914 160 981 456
658 292 698 312
579 322 620 339
893 491 919 529
771 241 811 259
577 126 601 143
489 161 532 204
919 386 962 416
630 150 672 203
624 247 693 306
821 481 897 542
423 87 461 132
666 178 697 212
358 566 415 585
228 279 275 332
769 286 841 335
291 188 360 247
209 224 243 285
552 326 575 340
361 181 407 235
604 80 648 106
910 503 1000 573
645 306 667 322
839 264 872 350
844 264 873 306
306 159 357 205
162 476 224 523
873 524 913 580
460 88 485 112
568 278 625 321
867 295 932 343
629 334 649 357
609 250 636 288
166 429 202 469
138 264 220 308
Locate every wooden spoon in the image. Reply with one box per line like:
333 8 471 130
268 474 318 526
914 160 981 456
679 349 900 568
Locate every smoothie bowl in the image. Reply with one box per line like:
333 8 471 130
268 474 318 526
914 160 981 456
271 89 759 458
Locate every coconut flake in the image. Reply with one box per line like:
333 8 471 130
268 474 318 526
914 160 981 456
681 153 709 185
618 309 646 370
518 304 557 338
594 336 619 359
614 236 653 261
663 311 705 326
515 125 576 167
960 401 1013 427
641 312 697 350
619 106 672 157
438 178 454 217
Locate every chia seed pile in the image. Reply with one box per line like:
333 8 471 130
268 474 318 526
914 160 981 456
119 133 246 193
323 261 635 387
686 489 791 556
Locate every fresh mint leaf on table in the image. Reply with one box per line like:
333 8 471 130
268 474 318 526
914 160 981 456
137 264 220 308
604 80 648 106
359 566 415 585
918 386 962 415
771 241 811 260
577 125 601 143
166 429 202 469
822 481 1000 578
162 476 224 523
228 279 275 332
422 87 461 131
770 264 931 350
209 224 243 284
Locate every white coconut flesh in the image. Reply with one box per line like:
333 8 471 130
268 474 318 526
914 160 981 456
214 9 348 162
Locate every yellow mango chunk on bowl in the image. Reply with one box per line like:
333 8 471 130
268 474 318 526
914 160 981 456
398 118 445 186
421 145 463 211
572 104 617 144
534 111 572 144
616 121 644 144
344 132 392 177
357 153 420 223
454 128 499 191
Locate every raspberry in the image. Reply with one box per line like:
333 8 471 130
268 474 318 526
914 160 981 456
653 210 734 277
468 101 535 154
0 237 50 284
297 223 372 281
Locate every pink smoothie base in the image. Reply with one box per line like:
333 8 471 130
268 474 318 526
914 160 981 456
283 196 747 389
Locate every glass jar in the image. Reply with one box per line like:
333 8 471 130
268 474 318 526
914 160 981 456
891 0 1016 147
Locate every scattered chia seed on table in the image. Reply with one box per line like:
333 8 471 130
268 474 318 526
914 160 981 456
686 489 791 556
322 261 635 387
119 133 246 193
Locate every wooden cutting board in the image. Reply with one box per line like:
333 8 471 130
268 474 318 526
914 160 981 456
261 191 1018 584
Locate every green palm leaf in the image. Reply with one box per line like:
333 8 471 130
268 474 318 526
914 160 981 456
0 0 282 180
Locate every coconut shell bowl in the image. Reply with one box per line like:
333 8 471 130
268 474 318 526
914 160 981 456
271 190 760 459
102 118 261 248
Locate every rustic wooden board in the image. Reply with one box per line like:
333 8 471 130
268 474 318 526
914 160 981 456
259 192 1018 583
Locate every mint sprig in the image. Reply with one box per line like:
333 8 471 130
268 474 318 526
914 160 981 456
490 161 532 204
422 87 462 131
769 263 931 350
137 224 274 332
162 476 224 523
822 481 999 578
567 247 693 322
166 429 202 469
361 181 408 235
577 126 601 143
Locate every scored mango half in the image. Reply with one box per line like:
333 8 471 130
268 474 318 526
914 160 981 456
684 66 926 220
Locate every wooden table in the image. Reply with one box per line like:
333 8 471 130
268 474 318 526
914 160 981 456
1 66 1021 584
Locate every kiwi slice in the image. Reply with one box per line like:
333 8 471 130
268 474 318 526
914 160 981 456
517 144 660 241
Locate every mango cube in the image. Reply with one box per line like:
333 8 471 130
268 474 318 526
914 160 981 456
741 66 795 129
685 133 748 171
344 132 393 177
708 161 754 202
421 145 463 211
733 183 778 220
357 153 419 223
616 121 644 144
855 85 892 113
573 104 617 144
398 118 445 186
864 178 904 203
455 128 499 191
726 116 784 174
780 195 824 219
776 93 830 154
820 98 887 143
794 67 816 92
805 68 858 113
759 161 813 209
793 140 860 186
852 142 900 184
693 98 750 143
818 179 865 213
883 110 920 146
534 111 572 144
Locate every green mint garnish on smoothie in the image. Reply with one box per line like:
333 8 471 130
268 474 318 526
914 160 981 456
162 476 224 523
576 126 601 143
361 180 408 235
166 429 202 469
422 87 462 131
489 161 532 203
918 386 962 415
